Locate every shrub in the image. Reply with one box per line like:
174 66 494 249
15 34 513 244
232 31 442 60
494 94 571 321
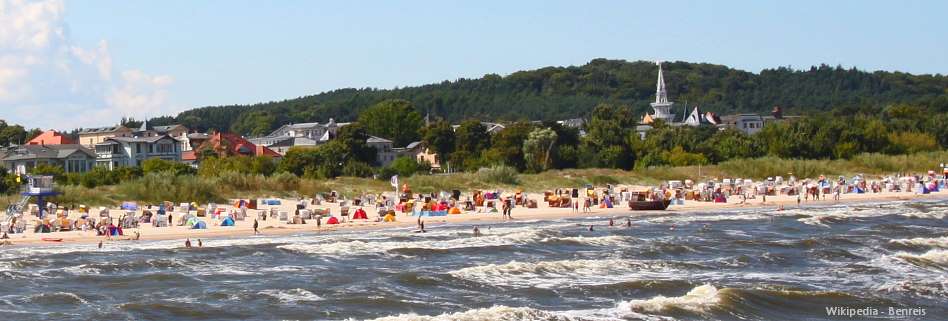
476 165 519 185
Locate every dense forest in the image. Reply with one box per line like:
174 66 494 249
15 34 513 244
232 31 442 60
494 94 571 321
145 59 948 137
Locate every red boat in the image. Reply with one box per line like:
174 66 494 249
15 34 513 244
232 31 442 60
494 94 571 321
41 238 63 242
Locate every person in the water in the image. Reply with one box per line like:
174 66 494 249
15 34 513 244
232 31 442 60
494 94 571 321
608 218 614 227
185 238 192 248
197 239 203 247
473 226 481 237
588 225 594 231
626 218 632 228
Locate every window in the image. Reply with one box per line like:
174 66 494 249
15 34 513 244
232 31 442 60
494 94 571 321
136 143 142 154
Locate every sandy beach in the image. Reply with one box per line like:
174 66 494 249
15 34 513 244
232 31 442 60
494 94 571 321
3 189 946 247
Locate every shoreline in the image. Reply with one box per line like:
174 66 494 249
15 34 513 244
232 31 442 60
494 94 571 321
3 190 946 248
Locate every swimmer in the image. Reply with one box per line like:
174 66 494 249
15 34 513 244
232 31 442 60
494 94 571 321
588 225 594 231
473 226 481 237
608 218 614 227
185 238 192 248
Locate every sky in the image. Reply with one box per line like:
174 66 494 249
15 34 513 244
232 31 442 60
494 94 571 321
1 0 946 130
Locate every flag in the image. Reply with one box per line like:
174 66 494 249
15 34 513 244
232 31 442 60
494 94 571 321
390 175 399 188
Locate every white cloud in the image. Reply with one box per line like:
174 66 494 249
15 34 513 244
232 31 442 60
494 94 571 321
0 0 177 130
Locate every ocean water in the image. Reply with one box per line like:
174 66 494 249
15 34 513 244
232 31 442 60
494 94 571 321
1 200 947 321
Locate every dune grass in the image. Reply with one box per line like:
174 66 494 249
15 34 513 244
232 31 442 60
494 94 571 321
2 151 944 208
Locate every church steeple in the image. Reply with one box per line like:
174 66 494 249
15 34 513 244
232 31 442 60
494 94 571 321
655 62 669 104
649 61 676 122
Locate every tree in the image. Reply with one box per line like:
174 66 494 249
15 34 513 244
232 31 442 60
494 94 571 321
483 122 534 171
454 120 490 154
335 123 377 165
385 156 429 177
357 99 424 147
142 158 195 176
230 111 278 136
523 127 558 172
421 120 456 159
887 132 939 154
583 104 636 169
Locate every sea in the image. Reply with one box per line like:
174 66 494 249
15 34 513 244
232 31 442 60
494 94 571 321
1 199 946 321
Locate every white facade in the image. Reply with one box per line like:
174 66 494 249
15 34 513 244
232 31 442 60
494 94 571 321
95 135 182 169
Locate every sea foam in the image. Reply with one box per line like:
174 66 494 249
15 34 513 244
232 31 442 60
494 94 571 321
619 284 721 314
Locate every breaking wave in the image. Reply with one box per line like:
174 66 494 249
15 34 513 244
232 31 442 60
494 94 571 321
278 228 632 257
366 305 576 321
449 258 690 288
896 249 948 268
891 236 948 249
619 284 721 314
259 288 323 303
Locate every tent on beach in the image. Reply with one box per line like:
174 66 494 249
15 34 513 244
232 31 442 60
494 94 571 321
192 220 207 229
352 208 368 220
221 217 235 226
326 216 340 224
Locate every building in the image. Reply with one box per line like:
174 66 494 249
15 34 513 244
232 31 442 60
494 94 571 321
2 144 96 174
78 125 133 148
719 114 765 135
416 147 442 172
27 130 76 145
250 119 346 146
182 132 282 165
94 135 182 169
635 62 718 139
132 122 192 151
649 61 676 122
267 137 319 155
367 136 396 166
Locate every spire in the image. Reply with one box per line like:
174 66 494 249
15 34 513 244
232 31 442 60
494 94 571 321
648 61 676 122
655 61 668 104
139 119 148 132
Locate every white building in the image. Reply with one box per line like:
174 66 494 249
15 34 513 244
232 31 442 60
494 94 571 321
250 119 347 146
94 135 182 169
649 61 676 122
719 114 765 135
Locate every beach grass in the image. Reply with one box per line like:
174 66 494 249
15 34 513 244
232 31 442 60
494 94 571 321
2 151 944 208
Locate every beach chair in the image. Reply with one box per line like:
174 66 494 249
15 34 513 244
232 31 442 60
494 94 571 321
339 206 350 222
279 211 289 221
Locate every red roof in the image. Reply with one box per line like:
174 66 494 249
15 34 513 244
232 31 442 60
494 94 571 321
28 131 76 145
195 132 281 158
182 150 197 161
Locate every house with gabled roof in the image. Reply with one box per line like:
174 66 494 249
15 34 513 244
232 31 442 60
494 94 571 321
94 135 182 169
77 125 133 148
1 144 95 174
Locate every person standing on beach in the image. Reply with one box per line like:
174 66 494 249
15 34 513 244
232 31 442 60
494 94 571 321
253 219 259 234
198 239 203 247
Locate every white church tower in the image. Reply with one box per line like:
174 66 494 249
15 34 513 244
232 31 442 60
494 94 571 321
649 61 676 122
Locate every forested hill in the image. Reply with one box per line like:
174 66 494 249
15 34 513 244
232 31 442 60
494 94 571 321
151 59 948 136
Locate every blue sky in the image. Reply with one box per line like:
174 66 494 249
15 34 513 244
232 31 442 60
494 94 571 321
2 0 946 130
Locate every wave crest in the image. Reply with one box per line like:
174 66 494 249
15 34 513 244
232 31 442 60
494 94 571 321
619 284 721 314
